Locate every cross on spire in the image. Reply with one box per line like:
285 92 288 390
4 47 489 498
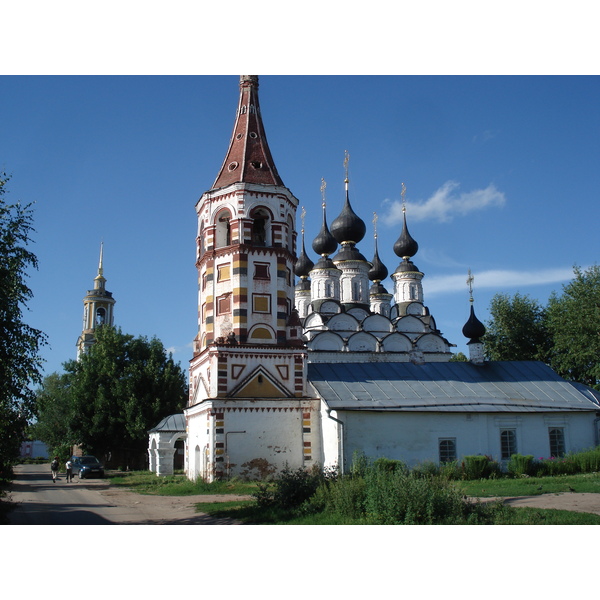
344 150 350 187
467 269 474 302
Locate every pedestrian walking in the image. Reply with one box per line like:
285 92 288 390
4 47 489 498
51 456 59 483
65 458 73 483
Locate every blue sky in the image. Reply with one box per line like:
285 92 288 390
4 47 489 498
2 74 599 376
3 0 599 586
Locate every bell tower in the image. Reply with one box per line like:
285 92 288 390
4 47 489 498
76 242 115 357
186 76 317 482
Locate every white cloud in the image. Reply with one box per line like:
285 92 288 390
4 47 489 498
382 181 506 225
424 267 575 296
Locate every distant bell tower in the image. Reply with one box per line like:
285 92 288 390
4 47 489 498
76 242 115 357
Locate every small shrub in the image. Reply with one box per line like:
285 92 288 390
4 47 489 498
252 482 275 508
439 460 462 480
364 468 468 524
350 451 369 478
571 446 600 473
304 476 367 519
373 457 408 474
411 461 441 479
461 455 501 480
507 454 536 477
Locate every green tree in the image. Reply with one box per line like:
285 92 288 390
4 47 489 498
546 265 600 390
32 372 74 459
449 351 468 362
0 173 47 479
44 325 188 467
484 292 551 362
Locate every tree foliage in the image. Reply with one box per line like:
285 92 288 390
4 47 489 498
483 292 551 362
32 372 74 459
546 265 600 390
483 266 600 391
36 325 188 466
0 173 47 479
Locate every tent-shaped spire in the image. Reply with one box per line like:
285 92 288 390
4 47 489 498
212 76 284 189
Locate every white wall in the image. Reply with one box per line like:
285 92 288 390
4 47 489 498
333 410 598 469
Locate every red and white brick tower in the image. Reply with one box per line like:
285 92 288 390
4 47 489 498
186 76 318 481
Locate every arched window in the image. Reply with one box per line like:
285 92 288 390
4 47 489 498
500 429 517 460
96 307 106 325
215 210 232 248
251 208 270 246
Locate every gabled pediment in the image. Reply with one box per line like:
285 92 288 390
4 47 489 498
230 366 293 398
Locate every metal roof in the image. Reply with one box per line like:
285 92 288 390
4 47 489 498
148 413 186 433
307 361 600 413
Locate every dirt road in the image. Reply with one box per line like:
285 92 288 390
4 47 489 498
6 464 247 525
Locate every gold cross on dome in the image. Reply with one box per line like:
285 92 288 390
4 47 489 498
344 150 350 183
467 269 474 301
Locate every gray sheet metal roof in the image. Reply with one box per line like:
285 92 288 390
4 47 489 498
148 413 186 433
307 361 600 413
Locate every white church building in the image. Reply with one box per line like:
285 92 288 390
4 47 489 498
149 76 600 480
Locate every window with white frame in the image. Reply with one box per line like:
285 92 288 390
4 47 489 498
500 429 517 460
549 427 565 458
439 438 457 463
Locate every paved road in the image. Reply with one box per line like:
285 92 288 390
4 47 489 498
5 464 242 525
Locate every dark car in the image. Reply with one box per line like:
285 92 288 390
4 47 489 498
71 455 105 479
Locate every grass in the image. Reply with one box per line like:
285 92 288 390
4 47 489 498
107 469 600 525
457 471 600 497
193 498 600 525
108 470 257 496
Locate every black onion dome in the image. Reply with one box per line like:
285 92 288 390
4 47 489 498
368 241 388 282
294 238 314 278
393 212 419 259
330 192 366 245
312 206 338 257
462 305 486 342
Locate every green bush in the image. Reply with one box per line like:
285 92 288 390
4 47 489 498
575 447 600 472
461 455 501 480
308 476 367 519
252 465 327 510
507 454 536 477
439 460 462 480
364 468 468 524
411 461 441 479
350 450 369 478
536 455 578 476
372 457 408 474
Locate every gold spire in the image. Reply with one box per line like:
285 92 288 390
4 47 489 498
98 241 104 277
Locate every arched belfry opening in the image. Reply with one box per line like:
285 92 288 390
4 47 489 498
251 207 270 246
216 209 232 248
